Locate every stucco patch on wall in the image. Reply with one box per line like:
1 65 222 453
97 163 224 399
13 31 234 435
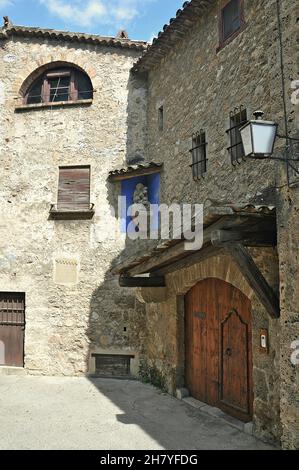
54 256 80 286
3 54 16 63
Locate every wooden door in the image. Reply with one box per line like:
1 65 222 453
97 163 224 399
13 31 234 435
185 278 253 422
0 293 25 367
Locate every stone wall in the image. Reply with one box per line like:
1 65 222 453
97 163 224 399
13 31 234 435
141 250 281 445
141 0 298 448
146 0 280 208
0 35 147 375
267 0 299 450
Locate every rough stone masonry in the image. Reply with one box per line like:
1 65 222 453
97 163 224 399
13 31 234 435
0 0 298 451
132 0 298 450
0 28 148 376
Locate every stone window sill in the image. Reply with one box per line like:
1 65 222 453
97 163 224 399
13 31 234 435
15 99 93 112
49 204 95 220
217 23 247 53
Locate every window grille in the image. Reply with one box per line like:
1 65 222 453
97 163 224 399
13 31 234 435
25 68 93 105
189 130 207 180
226 106 247 165
158 106 164 132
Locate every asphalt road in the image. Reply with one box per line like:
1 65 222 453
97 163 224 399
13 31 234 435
0 375 275 450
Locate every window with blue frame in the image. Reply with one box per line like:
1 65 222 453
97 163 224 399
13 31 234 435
120 173 160 234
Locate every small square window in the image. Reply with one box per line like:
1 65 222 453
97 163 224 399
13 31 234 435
222 0 241 40
227 107 248 164
158 106 164 131
218 0 245 50
190 131 207 180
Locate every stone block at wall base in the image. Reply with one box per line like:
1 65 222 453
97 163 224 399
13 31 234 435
0 366 27 376
176 387 190 400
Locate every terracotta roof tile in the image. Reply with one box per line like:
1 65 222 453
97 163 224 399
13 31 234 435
112 203 276 274
109 162 163 180
1 23 148 51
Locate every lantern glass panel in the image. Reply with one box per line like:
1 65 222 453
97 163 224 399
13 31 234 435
240 121 277 157
252 122 277 155
239 122 252 156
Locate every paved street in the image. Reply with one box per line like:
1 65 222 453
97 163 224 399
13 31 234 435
0 376 275 450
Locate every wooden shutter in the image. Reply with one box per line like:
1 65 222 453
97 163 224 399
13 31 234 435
0 293 25 367
0 293 25 326
57 166 90 211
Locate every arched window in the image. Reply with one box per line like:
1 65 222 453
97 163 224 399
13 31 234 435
24 67 93 105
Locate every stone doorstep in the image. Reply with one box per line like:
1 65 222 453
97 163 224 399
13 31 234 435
88 374 136 381
0 366 27 376
176 389 253 435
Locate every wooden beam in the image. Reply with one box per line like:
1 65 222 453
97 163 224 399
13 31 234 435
119 275 166 288
113 208 276 276
226 243 280 319
154 245 223 276
211 230 276 247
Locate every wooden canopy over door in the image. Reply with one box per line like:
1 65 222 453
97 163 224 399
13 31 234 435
185 278 253 422
0 293 25 367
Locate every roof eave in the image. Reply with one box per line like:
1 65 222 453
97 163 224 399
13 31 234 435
112 204 277 275
108 163 163 181
1 25 148 51
132 0 216 73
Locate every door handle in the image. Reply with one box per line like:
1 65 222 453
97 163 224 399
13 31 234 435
225 348 232 357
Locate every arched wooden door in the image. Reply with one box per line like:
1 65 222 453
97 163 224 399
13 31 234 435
185 278 253 422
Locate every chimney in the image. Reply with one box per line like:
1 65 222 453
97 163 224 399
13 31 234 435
116 29 129 40
3 16 12 28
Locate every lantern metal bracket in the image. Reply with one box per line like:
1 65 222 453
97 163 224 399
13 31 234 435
246 134 299 176
277 134 299 144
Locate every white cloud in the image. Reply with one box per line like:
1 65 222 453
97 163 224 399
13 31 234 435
38 0 155 29
0 0 13 8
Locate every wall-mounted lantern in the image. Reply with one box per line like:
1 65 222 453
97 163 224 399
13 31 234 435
239 111 278 159
240 110 299 186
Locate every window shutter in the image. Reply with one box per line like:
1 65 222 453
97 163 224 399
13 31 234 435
58 167 90 211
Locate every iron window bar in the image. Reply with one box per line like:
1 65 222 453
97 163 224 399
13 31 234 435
24 89 94 105
227 106 248 165
189 130 208 181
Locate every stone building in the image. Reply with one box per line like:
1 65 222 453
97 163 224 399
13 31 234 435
0 0 298 451
0 20 148 376
110 0 299 450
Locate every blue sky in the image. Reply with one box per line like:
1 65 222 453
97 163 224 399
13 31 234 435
0 0 184 41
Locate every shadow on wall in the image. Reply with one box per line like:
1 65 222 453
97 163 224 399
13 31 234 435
125 70 148 165
85 67 151 379
82 69 183 449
